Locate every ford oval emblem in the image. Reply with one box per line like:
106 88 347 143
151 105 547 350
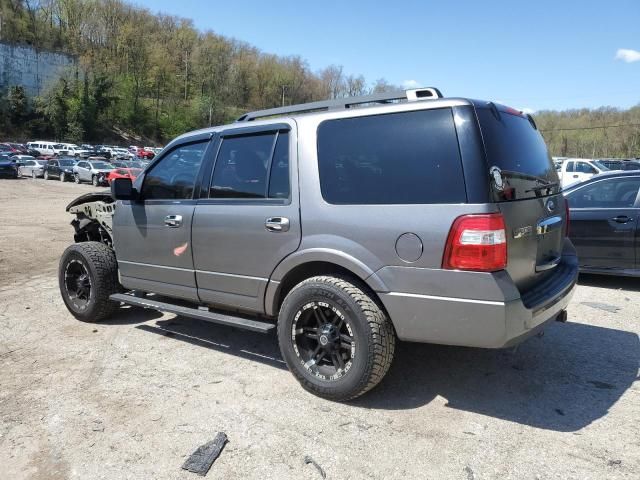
546 199 556 213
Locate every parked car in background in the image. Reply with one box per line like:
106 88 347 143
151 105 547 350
44 157 77 181
0 143 21 154
18 158 47 178
57 144 91 158
73 159 114 186
28 141 64 156
106 167 142 185
0 154 18 178
136 148 155 160
11 154 36 169
599 159 640 171
564 170 640 276
557 158 614 188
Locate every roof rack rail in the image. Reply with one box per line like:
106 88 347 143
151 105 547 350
236 87 443 122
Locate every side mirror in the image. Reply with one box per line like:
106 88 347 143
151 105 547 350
111 177 137 201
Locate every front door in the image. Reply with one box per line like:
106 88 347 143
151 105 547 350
113 138 211 301
567 176 640 270
192 124 301 312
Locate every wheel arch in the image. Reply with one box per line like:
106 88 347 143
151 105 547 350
264 249 389 317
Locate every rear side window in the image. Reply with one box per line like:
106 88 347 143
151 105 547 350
317 109 465 204
477 108 558 201
210 131 290 199
567 177 640 208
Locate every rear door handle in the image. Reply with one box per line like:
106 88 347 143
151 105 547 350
164 214 183 227
612 215 632 224
265 217 290 232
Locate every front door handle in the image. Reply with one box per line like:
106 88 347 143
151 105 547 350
164 214 183 227
612 215 632 224
265 217 290 232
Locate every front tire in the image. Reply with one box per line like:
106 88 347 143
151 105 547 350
92 175 98 186
60 172 66 182
74 173 81 184
278 276 396 401
32 170 37 179
58 242 121 322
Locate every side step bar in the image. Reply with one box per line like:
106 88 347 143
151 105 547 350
109 293 275 334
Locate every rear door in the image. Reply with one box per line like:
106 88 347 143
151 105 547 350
191 123 301 313
566 176 640 270
477 106 566 293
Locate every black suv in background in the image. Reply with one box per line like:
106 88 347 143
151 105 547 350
599 159 640 171
43 158 77 182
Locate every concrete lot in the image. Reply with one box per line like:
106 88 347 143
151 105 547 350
0 178 639 480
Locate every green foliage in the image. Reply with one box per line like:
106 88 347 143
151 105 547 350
537 106 640 159
0 0 402 143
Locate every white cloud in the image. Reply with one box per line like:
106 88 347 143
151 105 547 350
615 48 640 63
402 79 421 89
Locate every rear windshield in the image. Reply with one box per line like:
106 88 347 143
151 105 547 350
477 107 559 201
317 108 466 204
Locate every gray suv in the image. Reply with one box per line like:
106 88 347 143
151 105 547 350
58 88 578 400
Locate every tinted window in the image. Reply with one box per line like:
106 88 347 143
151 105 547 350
89 161 112 169
477 108 558 201
576 162 597 174
568 178 640 208
317 109 465 204
268 132 290 199
59 159 76 167
210 133 276 198
142 141 207 200
566 161 574 172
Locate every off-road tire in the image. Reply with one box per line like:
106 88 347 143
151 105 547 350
278 275 395 401
58 242 121 322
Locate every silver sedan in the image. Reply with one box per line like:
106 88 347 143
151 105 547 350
17 158 47 178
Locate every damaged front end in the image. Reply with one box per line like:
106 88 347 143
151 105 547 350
66 192 115 246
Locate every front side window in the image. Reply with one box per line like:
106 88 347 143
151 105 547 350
576 162 597 174
317 109 465 204
142 141 208 200
567 178 640 209
210 131 289 199
566 161 575 173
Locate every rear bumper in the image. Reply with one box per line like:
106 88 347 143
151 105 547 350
375 240 579 348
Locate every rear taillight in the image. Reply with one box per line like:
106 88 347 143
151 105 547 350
564 199 570 237
442 214 507 272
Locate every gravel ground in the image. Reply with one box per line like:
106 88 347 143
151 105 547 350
0 178 639 480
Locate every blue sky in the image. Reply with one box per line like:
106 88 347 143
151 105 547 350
134 0 640 112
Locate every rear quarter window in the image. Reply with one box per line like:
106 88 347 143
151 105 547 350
317 108 465 204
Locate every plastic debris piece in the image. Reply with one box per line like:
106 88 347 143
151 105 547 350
304 455 327 479
182 432 228 476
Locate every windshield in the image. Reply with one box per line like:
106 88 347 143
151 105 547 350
593 160 610 171
90 161 113 169
59 159 76 166
478 107 559 201
36 160 46 166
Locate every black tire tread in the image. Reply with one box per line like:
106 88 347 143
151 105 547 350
280 275 395 401
59 242 120 322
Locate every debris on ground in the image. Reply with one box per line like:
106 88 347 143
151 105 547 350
182 432 228 476
580 302 621 313
304 455 327 479
464 465 476 480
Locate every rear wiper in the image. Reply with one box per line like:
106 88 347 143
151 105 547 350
525 181 559 193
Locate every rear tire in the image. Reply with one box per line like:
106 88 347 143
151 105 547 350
58 242 121 322
43 170 49 180
32 170 37 179
278 275 396 401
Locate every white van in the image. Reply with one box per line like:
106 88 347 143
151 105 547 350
27 141 61 156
